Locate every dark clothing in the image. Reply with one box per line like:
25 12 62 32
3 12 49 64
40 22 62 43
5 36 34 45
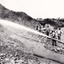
36 26 38 30
52 31 57 46
39 26 41 32
58 34 61 40
46 31 49 36
39 30 41 32
52 39 57 46
57 30 62 40
58 35 61 40
46 28 50 36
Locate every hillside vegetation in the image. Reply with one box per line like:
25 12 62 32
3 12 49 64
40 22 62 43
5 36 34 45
0 4 64 29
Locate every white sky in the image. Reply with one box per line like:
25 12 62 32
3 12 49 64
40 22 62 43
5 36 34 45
0 0 64 19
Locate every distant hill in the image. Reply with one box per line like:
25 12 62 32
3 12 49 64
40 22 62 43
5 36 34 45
38 18 64 27
0 4 64 28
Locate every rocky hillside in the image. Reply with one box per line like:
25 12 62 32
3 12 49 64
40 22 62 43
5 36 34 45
0 4 33 21
0 4 38 29
0 20 61 64
0 4 64 29
38 18 64 27
1 4 64 29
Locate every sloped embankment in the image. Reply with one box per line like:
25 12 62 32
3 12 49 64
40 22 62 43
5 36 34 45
0 21 61 64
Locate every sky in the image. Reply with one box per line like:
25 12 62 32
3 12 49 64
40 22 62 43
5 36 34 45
0 0 64 19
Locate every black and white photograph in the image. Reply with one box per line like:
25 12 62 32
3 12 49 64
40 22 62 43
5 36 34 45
0 0 64 64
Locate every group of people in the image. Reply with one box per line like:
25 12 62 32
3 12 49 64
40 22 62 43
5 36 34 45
46 26 62 46
36 24 63 46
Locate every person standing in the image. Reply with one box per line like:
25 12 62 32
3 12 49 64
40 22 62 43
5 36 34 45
36 25 39 30
57 28 62 40
39 26 41 32
52 29 57 46
46 25 50 36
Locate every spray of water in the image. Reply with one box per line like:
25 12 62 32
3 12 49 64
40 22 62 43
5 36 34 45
0 19 50 38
